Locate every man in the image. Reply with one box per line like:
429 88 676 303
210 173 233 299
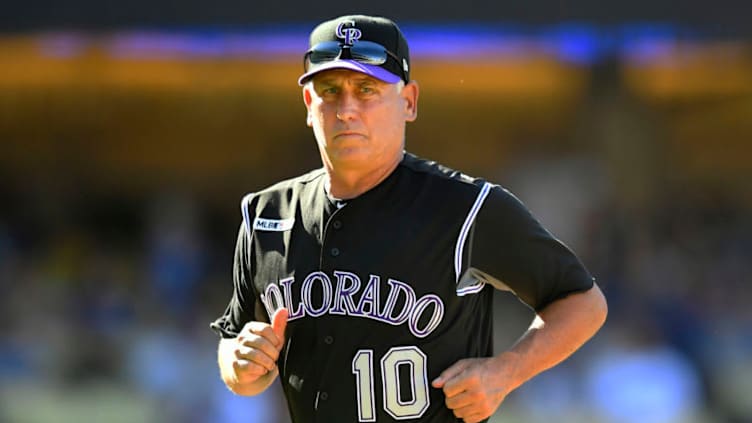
211 14 607 423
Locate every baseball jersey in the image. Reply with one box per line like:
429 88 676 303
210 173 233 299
211 152 594 423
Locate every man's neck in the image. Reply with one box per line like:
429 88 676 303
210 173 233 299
325 152 403 200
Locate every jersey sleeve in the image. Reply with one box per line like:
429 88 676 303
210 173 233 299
209 222 264 339
469 185 594 311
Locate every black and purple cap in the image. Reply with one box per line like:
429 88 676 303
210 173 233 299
298 15 410 85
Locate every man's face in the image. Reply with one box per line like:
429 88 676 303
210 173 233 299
303 69 418 171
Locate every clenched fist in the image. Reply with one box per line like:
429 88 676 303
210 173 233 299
432 355 516 423
219 308 289 395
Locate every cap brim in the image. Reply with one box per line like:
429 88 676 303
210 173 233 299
298 59 401 85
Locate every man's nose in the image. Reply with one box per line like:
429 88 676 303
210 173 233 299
336 91 359 121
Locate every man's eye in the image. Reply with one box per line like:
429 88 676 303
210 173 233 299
360 86 375 94
321 87 338 95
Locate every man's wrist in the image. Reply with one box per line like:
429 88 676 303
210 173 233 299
492 351 526 394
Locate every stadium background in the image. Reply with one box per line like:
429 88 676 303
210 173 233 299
1 2 750 422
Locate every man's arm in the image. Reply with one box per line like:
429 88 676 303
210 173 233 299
432 283 607 423
217 308 289 396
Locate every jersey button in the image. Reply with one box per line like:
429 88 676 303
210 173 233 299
324 335 334 345
332 220 342 230
320 392 328 401
330 247 340 257
288 374 303 391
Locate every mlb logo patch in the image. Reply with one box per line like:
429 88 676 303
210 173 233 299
253 217 294 232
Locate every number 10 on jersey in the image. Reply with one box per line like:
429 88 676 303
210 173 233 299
351 346 430 421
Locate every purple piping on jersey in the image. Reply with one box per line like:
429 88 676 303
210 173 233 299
301 271 333 317
261 270 446 337
280 276 305 319
380 279 416 325
408 294 445 338
354 275 381 318
454 182 493 283
456 282 486 297
262 283 285 320
329 270 362 315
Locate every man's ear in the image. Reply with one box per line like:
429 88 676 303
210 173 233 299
303 85 314 127
402 80 419 122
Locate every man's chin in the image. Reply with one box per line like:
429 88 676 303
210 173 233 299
328 148 373 167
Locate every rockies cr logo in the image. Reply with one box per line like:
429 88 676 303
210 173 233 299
335 21 362 46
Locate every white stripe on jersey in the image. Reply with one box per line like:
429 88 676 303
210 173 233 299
454 182 493 283
241 193 255 244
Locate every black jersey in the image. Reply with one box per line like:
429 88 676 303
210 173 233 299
211 152 594 423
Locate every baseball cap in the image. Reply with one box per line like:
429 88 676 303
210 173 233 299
298 15 410 86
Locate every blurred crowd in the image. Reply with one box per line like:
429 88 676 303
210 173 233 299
0 159 750 423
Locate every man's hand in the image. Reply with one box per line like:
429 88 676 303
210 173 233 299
431 354 517 423
432 285 607 423
219 307 289 395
